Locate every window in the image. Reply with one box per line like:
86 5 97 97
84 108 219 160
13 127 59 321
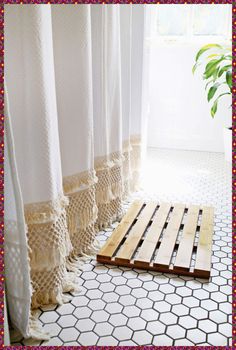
148 4 231 42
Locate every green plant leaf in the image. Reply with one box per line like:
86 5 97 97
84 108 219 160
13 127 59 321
192 62 200 74
211 100 218 118
213 66 221 82
195 44 222 62
226 70 232 89
204 57 225 79
218 65 232 77
205 79 213 90
207 83 220 102
207 54 220 59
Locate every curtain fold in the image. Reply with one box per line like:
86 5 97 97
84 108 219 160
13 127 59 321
5 4 76 310
5 3 146 339
51 5 99 265
91 5 124 230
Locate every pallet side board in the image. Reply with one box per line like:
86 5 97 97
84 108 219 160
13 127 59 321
97 201 214 279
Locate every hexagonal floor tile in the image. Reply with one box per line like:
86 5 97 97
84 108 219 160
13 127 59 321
119 295 136 306
127 279 142 288
153 334 173 345
165 294 182 305
56 303 75 315
58 315 77 327
146 320 166 335
179 315 197 329
73 306 92 319
159 312 177 326
78 332 98 346
208 332 228 346
123 305 141 317
113 326 133 341
198 319 217 333
131 288 148 298
94 322 113 337
172 304 189 316
88 299 106 311
97 336 118 346
127 317 146 331
42 323 61 337
187 329 206 344
102 292 119 303
105 302 123 314
147 290 164 302
132 330 152 345
59 328 79 342
109 313 128 327
76 318 95 332
136 297 153 310
141 308 159 321
91 310 109 323
40 311 59 324
115 285 132 296
166 325 186 339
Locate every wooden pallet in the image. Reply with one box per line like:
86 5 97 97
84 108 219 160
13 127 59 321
97 201 214 278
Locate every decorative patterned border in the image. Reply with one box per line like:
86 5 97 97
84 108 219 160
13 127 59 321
2 0 233 348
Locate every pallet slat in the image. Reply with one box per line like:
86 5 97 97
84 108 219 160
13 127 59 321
194 207 214 278
134 203 171 266
174 205 200 271
154 204 185 268
115 202 157 263
97 200 143 261
97 201 214 279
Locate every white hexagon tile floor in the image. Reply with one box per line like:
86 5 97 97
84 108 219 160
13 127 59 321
14 148 232 346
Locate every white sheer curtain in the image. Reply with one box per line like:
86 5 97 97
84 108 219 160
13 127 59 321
5 4 146 339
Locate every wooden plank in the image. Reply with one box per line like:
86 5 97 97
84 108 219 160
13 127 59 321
154 204 185 268
174 205 200 271
115 202 157 263
97 200 144 260
194 206 214 277
134 203 171 266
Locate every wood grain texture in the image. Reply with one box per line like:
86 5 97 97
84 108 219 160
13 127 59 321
97 201 214 279
154 204 185 268
97 200 143 260
194 206 214 277
115 202 157 263
174 205 200 271
134 203 171 266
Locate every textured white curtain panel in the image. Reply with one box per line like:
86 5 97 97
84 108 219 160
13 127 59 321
4 3 146 339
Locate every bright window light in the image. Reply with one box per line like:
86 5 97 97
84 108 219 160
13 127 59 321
149 4 232 42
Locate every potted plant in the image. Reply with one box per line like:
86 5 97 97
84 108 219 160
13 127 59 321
193 44 232 162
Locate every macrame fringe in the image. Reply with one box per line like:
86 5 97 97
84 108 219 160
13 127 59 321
27 311 51 340
27 207 72 273
24 195 69 224
63 170 98 194
31 269 77 309
67 204 98 233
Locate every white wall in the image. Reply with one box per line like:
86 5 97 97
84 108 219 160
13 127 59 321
147 41 231 152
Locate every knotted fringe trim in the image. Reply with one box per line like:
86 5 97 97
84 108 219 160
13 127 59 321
31 264 77 309
95 197 124 231
24 194 69 224
95 152 124 205
27 311 51 340
63 171 99 262
95 151 125 171
67 232 101 272
63 169 98 194
27 208 72 271
95 151 124 229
